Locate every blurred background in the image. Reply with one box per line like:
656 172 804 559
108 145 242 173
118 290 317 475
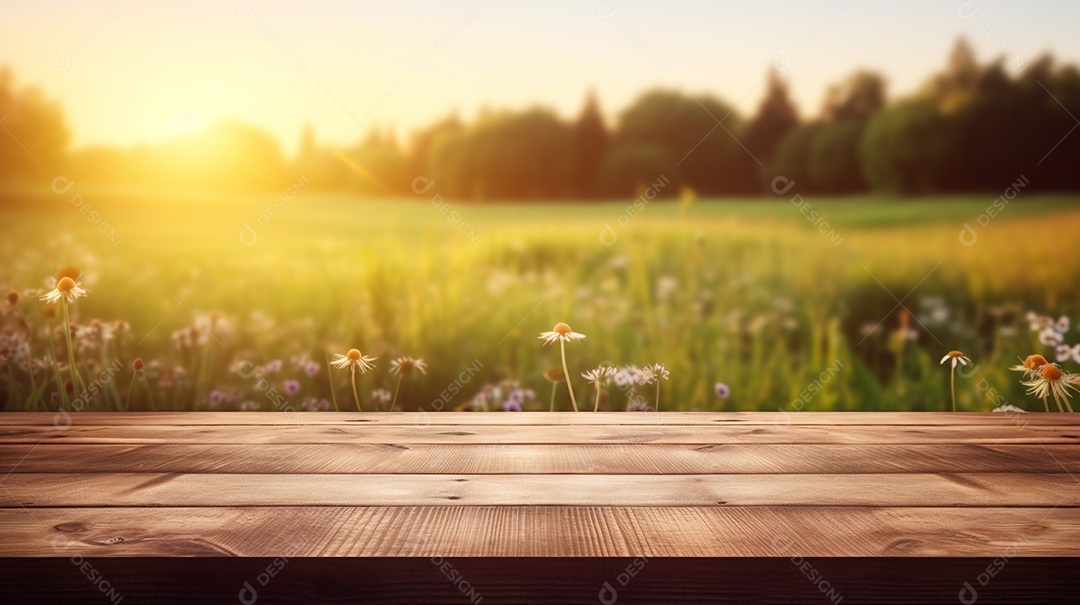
1 0 1078 413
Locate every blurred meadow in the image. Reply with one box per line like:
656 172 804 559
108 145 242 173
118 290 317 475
2 1 1080 413
2 186 1078 413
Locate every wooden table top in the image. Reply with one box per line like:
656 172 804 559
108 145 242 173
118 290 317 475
2 411 1079 559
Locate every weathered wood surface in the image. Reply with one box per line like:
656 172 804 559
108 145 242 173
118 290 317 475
1 412 1077 603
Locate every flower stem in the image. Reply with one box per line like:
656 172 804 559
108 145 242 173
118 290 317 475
350 368 362 412
61 301 83 397
390 374 403 412
655 381 661 411
125 373 137 411
594 387 601 412
549 383 556 412
324 354 339 412
559 341 578 412
137 371 155 410
949 367 956 412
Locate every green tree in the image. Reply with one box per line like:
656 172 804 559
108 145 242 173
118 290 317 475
808 119 867 193
769 124 822 194
572 91 608 198
595 144 680 198
744 70 799 165
0 66 70 183
614 89 757 195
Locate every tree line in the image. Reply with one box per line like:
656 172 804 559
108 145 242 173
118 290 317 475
2 39 1079 198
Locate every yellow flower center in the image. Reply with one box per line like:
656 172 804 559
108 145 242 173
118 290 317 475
553 322 572 335
346 348 362 361
57 277 76 293
1024 354 1049 370
947 350 964 358
1042 365 1063 381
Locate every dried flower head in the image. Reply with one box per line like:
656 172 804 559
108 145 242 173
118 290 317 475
1023 364 1076 412
1010 354 1049 379
390 356 428 376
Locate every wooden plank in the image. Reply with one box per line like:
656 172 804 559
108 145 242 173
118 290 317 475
3 443 1079 474
2 505 1078 557
3 411 1075 425
3 557 1078 605
1 472 1076 507
2 423 1078 444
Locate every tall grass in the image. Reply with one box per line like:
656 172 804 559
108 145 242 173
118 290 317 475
0 187 1076 412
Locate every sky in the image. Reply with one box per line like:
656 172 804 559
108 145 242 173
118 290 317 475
2 0 1078 155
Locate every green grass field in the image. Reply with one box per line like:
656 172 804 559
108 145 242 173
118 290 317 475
1 186 1077 413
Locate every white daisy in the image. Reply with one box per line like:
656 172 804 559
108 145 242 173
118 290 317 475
330 348 377 373
582 366 618 387
539 322 586 345
39 277 88 305
390 356 427 376
938 350 971 369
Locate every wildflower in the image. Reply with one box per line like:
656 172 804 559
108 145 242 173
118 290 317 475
503 399 522 412
283 379 301 396
330 349 376 373
539 322 585 412
330 348 376 412
5 289 17 305
539 322 587 345
304 361 320 377
302 397 331 412
388 356 427 411
1039 328 1064 347
239 400 260 411
40 277 87 306
634 363 670 410
582 366 618 412
993 404 1026 413
133 357 145 371
262 359 284 375
1023 364 1076 413
40 275 88 397
635 363 670 385
940 350 971 412
1056 344 1073 363
371 388 392 408
613 366 637 388
209 389 225 408
1010 354 1049 380
544 366 565 412
626 397 651 412
714 382 731 399
390 356 427 376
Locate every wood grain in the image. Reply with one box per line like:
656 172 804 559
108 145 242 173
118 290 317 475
2 472 1077 507
2 410 1078 603
3 505 1078 557
3 423 1078 444
2 442 1079 474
